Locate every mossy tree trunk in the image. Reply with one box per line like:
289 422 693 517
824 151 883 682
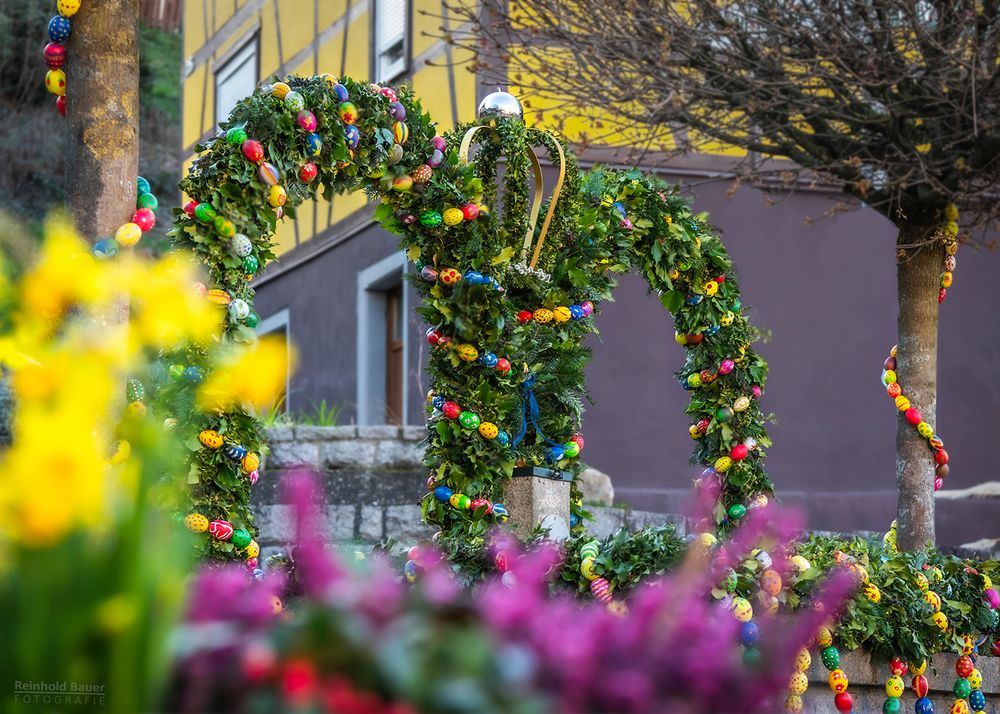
894 222 940 550
65 0 140 240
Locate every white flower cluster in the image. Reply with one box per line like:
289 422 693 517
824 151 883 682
509 262 551 283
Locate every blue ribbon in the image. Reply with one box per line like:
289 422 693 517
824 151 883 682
512 373 562 448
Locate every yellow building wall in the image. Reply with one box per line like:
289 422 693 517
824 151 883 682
182 0 478 258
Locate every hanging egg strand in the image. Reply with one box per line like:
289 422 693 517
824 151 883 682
881 207 958 492
816 627 857 714
424 330 513 377
90 176 162 258
43 0 78 115
425 390 512 446
515 300 594 325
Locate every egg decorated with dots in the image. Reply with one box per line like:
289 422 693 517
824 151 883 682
245 540 260 558
789 672 808 696
533 308 554 324
863 583 881 602
449 493 471 509
48 15 72 43
458 411 480 430
720 311 735 326
439 267 461 285
714 456 733 472
184 513 209 532
231 528 252 548
760 569 782 595
456 344 479 362
917 421 933 438
478 422 499 439
731 597 753 622
932 611 948 630
198 430 224 449
443 208 465 226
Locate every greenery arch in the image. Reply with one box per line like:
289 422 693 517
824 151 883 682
167 74 772 561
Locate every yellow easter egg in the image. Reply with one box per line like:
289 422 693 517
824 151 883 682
533 308 553 324
863 583 881 603
785 694 803 713
945 240 959 256
945 204 959 221
794 648 811 672
960 633 974 655
553 306 572 323
57 0 81 16
116 222 143 247
478 422 499 440
198 429 224 449
456 343 479 362
914 572 929 591
206 289 232 306
268 185 287 207
45 69 66 96
731 597 753 622
126 400 146 418
885 675 904 698
828 669 849 693
442 208 464 226
703 280 718 296
720 311 735 326
245 539 260 558
924 590 941 611
184 513 209 532
788 672 808 696
910 659 927 676
815 626 833 647
791 555 811 573
982 574 992 589
695 532 717 548
714 456 732 472
968 668 981 689
917 422 933 437
895 395 911 411
932 611 948 630
270 82 291 99
580 556 599 581
733 396 751 412
241 452 260 474
760 569 782 596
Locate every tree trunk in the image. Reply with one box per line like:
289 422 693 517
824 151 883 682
894 222 940 550
65 0 140 241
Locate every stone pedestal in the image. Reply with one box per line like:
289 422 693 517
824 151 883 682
502 467 571 540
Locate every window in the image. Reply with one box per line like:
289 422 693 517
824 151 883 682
373 0 409 82
214 35 257 128
357 254 409 425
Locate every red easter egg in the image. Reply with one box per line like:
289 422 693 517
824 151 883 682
934 449 948 465
462 203 480 220
904 408 922 425
298 162 317 183
715 275 725 283
912 674 929 697
132 208 156 232
380 87 397 102
889 658 907 676
44 42 67 69
495 551 509 572
495 358 511 375
442 402 461 420
956 655 974 677
834 692 853 713
730 444 748 461
938 288 947 303
242 139 264 162
55 94 66 116
687 333 704 345
992 639 1000 656
934 477 943 491
470 498 492 514
516 310 533 324
183 200 198 217
696 418 710 433
425 328 440 345
887 383 902 398
208 519 234 540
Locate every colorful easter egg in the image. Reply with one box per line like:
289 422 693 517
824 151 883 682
590 577 612 603
458 411 480 430
469 498 491 514
932 611 948 630
230 233 253 258
439 267 461 285
284 91 305 112
534 308 554 324
714 456 733 472
224 442 248 461
269 82 290 99
563 441 580 458
828 669 849 693
863 583 881 603
57 0 81 16
245 540 260 558
296 110 317 132
433 486 453 502
885 675 904 698
242 452 260 474
225 127 247 145
760 569 782 595
257 161 280 186
443 208 464 226
339 101 358 124
48 15 71 43
420 210 443 227
44 42 66 69
956 655 974 677
442 402 461 420
183 513 209 532
241 139 264 162
306 132 323 156
332 82 349 101
731 597 753 622
491 503 509 520
794 649 811 672
553 306 572 323
449 493 471 509
456 344 479 362
45 69 66 96
206 288 231 305
231 528 252 548
115 222 142 247
580 541 600 560
268 185 287 207
393 121 409 144
478 422 499 439
199 429 224 449
208 520 234 540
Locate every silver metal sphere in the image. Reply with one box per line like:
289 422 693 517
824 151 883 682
477 89 524 121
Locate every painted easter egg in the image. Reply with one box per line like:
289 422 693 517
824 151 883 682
241 139 264 162
268 185 287 207
553 306 572 323
45 68 67 96
731 597 753 622
208 519 235 540
443 208 464 226
231 528 252 548
533 308 554 324
760 569 782 595
115 222 142 247
433 486 453 502
269 82 290 99
242 452 260 474
458 411 480 430
420 210 443 227
48 15 71 43
230 233 253 258
332 83 349 101
44 42 66 69
478 422 499 440
439 268 461 285
449 493 471 509
206 288 231 305
828 668 849 693
245 540 260 558
183 513 209 532
284 91 305 112
457 344 479 362
442 402 461 420
491 503 509 520
338 101 358 124
580 540 600 560
590 577 612 603
393 121 409 144
199 430 224 449
228 296 250 320
306 132 323 156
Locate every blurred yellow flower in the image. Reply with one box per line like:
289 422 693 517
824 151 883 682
197 336 295 413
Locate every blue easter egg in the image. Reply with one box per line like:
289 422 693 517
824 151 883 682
496 431 510 447
432 395 445 409
914 698 933 714
969 690 985 711
403 559 419 583
611 201 627 218
464 270 483 284
480 352 498 368
92 238 118 259
306 132 323 156
569 305 584 320
569 513 581 527
705 325 720 336
491 503 508 519
136 176 151 196
48 15 71 43
343 124 360 149
732 299 742 310
183 366 204 383
224 442 248 460
252 568 265 580
332 83 349 102
546 445 565 463
739 621 759 646
686 294 703 305
433 486 453 502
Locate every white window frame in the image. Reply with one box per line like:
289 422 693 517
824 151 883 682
372 0 409 83
256 308 291 413
214 33 258 128
357 253 409 425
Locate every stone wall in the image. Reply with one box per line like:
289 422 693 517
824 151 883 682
254 426 681 551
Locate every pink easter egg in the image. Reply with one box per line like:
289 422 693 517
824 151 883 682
248 470 259 485
296 110 317 132
719 359 735 375
590 577 612 603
